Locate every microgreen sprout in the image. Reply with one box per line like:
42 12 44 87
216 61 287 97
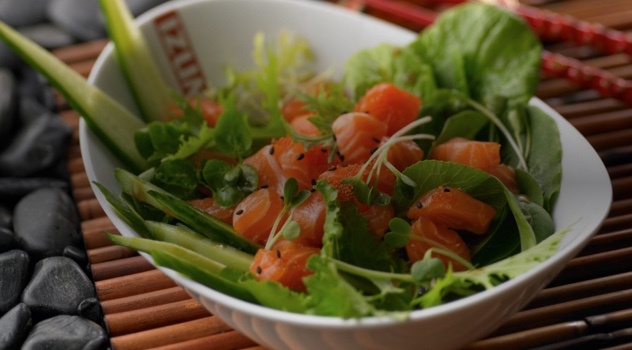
344 116 435 205
264 178 311 250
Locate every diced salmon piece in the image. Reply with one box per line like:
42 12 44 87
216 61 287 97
233 187 286 245
243 144 286 194
189 197 235 225
250 241 320 291
317 163 363 202
282 97 310 123
290 113 320 136
289 191 326 247
407 186 496 234
488 163 520 194
406 216 471 272
272 137 331 191
332 112 388 164
430 137 501 172
354 83 421 136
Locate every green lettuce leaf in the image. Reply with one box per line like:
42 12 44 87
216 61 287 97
411 3 541 107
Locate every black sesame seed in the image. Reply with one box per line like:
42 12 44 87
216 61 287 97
321 148 328 153
416 201 422 209
297 153 305 160
372 137 380 143
444 187 451 192
236 209 244 215
328 166 337 171
311 179 317 186
370 147 378 155
339 154 345 162
256 266 262 274
269 146 275 155
276 250 281 258
280 196 284 200
261 184 269 189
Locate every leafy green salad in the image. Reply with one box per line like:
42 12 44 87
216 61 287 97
0 1 568 319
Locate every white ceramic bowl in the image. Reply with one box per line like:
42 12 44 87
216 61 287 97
80 0 613 349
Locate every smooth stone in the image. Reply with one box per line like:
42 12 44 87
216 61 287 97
0 303 32 350
47 0 106 42
34 154 72 180
62 245 88 270
0 205 11 230
0 40 20 70
0 228 18 253
0 112 71 178
0 69 17 151
18 66 56 113
21 315 107 350
124 0 169 17
77 298 103 325
18 23 76 50
0 0 51 27
0 177 69 203
18 97 45 128
13 188 79 259
0 250 30 315
22 256 95 318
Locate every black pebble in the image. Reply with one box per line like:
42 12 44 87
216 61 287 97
0 205 12 230
0 0 50 27
0 177 69 203
18 23 76 50
13 188 80 259
17 66 56 112
0 68 18 151
0 112 71 178
0 250 30 315
47 0 106 42
0 303 32 350
21 315 107 350
63 245 88 271
77 298 103 325
22 256 95 319
0 228 18 253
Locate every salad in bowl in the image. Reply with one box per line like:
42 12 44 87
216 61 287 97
0 0 612 349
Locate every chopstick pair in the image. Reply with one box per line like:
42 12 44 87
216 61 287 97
338 0 632 106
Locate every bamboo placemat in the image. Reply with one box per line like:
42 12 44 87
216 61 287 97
54 0 632 349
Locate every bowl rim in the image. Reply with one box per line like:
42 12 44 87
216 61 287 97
81 0 613 329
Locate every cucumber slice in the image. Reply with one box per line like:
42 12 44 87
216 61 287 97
145 221 254 272
108 234 256 303
115 168 261 254
0 22 149 173
99 0 172 123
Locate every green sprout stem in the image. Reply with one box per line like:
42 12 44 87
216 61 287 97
357 116 434 187
264 209 294 250
463 95 528 171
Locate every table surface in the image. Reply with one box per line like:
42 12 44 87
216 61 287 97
54 0 632 349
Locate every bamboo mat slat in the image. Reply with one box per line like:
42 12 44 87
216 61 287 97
49 1 632 348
